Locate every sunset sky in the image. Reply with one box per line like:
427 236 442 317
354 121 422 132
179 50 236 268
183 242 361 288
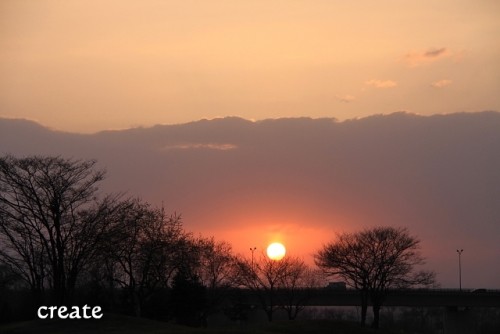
1 0 499 132
1 1 500 289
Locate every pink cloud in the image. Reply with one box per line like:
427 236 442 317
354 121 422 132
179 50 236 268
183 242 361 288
337 94 356 103
403 47 454 67
431 79 452 88
364 79 397 88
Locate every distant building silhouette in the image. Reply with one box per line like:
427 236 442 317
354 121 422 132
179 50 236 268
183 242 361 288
327 282 347 290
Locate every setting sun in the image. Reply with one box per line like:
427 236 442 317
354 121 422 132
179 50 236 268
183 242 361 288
266 242 286 260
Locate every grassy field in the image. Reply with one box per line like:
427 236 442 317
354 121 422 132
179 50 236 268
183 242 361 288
0 314 395 334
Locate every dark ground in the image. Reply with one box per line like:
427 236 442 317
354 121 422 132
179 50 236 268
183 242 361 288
0 314 395 334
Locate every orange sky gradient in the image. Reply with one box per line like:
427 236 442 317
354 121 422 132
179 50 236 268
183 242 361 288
1 0 499 132
1 1 499 288
1 113 499 288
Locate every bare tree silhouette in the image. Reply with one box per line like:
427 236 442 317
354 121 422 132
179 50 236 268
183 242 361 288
315 226 435 328
101 199 185 317
0 155 118 304
279 262 322 320
194 237 238 321
235 253 316 321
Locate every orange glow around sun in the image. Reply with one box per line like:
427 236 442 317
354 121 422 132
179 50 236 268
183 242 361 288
266 242 286 260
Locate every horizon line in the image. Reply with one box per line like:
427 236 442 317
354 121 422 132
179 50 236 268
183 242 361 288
1 110 498 135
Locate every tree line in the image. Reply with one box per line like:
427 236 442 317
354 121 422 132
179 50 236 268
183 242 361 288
0 155 435 329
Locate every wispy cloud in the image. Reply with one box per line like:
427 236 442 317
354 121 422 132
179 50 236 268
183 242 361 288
431 79 452 88
163 143 237 151
403 47 454 67
364 79 397 88
424 48 447 57
336 95 356 103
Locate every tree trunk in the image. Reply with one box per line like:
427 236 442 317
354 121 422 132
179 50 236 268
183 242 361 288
360 290 368 326
372 302 381 329
371 290 385 329
133 292 141 317
266 308 273 322
267 287 274 321
361 303 367 326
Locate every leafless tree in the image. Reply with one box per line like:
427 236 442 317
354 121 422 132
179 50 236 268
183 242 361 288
0 155 117 304
194 237 238 319
279 262 322 320
315 226 435 329
235 253 285 321
315 230 372 325
235 253 316 321
102 199 185 317
196 237 237 291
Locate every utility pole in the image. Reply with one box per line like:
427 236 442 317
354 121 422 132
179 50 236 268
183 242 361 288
456 249 463 291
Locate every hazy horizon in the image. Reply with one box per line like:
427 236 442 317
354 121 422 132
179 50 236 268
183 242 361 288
5 110 499 134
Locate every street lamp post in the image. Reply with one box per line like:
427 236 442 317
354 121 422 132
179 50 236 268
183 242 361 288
250 247 257 269
456 249 463 291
